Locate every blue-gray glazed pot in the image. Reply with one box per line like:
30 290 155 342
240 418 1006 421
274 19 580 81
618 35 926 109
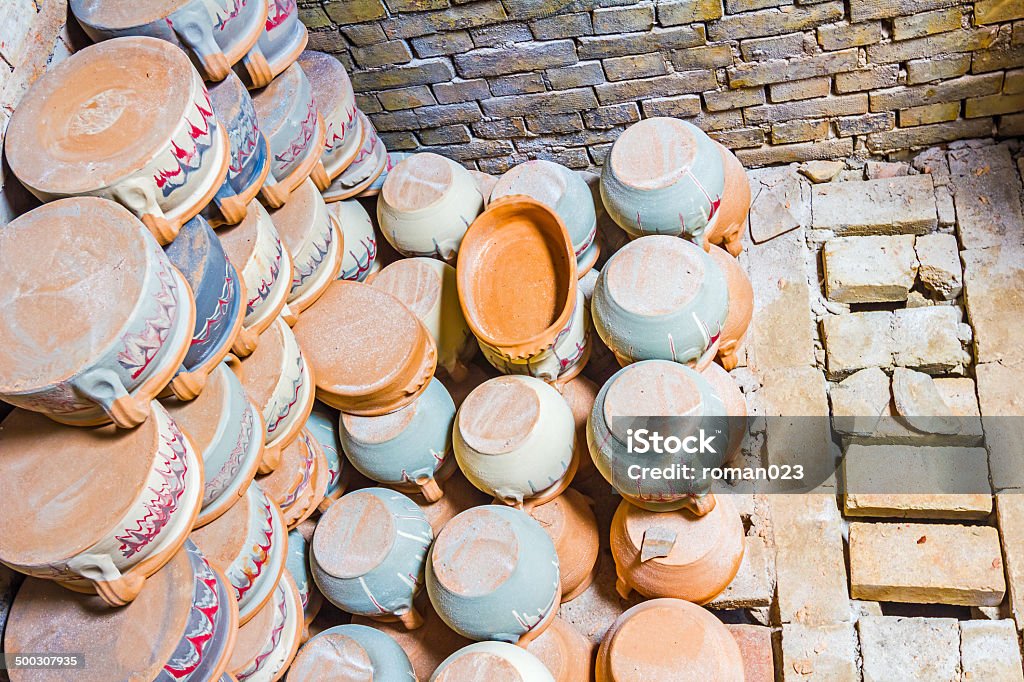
288 624 415 681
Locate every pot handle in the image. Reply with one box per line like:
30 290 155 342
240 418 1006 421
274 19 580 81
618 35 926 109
113 180 179 245
73 368 149 428
66 554 145 607
170 6 231 81
242 44 273 89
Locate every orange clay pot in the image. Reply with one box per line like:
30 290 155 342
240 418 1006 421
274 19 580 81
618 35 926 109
707 243 753 371
559 375 601 483
705 142 750 257
527 616 594 682
256 428 329 530
529 489 600 603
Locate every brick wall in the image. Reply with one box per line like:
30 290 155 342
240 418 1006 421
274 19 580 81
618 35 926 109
301 0 1024 171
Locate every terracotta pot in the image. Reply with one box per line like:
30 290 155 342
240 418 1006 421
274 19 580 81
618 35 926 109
204 72 272 227
164 214 246 399
352 594 472 680
416 470 491 535
491 160 600 277
526 616 594 682
360 151 414 198
438 360 496 410
311 488 433 629
432 642 555 681
592 235 729 370
595 599 744 682
708 243 753 371
285 528 323 642
4 541 238 682
165 362 265 527
559 375 600 483
426 505 560 645
321 112 388 202
70 0 266 82
327 199 381 282
269 179 344 319
236 0 308 89
256 428 329 529
0 404 203 607
228 570 304 682
340 377 457 501
296 50 361 188
218 201 294 355
304 403 347 512
252 63 325 209
705 141 750 257
454 376 577 508
469 170 499 206
289 624 416 681
7 38 230 245
377 153 483 260
232 317 315 471
292 281 437 416
0 198 195 427
371 257 477 380
587 360 729 514
529 489 600 603
610 496 744 604
599 117 725 243
700 361 747 467
191 482 288 626
457 197 579 377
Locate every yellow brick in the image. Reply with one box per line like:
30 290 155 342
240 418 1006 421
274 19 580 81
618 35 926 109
966 92 1024 118
976 0 1024 23
899 101 961 126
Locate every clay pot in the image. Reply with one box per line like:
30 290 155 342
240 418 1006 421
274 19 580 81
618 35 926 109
352 594 472 680
227 570 304 681
469 170 499 205
700 361 747 467
453 376 577 508
491 160 600 277
432 642 556 681
285 528 323 643
297 50 361 188
70 0 266 82
292 281 437 416
529 489 600 603
587 360 729 513
599 117 725 243
232 317 315 471
218 201 294 355
164 362 265 527
0 404 203 607
4 541 238 682
256 428 329 529
426 505 560 645
0 198 195 427
610 496 744 604
164 214 246 399
7 38 229 245
438 360 496 410
458 197 583 382
708 243 753 371
204 72 272 227
339 377 457 501
705 141 750 257
416 470 491 535
327 199 381 282
592 235 729 370
311 488 433 629
378 153 483 260
526 616 594 682
270 179 344 319
237 0 308 89
321 113 388 202
289 624 416 681
361 151 414 198
595 599 744 682
191 482 288 625
252 63 325 209
304 403 347 512
559 375 600 483
371 257 477 380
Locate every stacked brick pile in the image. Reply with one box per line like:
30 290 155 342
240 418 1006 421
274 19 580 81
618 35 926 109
301 0 1023 170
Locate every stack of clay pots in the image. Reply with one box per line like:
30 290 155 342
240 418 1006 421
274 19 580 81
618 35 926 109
0 16 758 675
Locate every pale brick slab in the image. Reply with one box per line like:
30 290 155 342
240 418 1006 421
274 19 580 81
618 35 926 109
756 367 835 486
780 622 858 681
858 616 960 682
996 494 1024 631
977 363 1024 491
842 444 992 518
963 246 1024 367
850 522 1006 606
892 306 972 374
771 494 850 625
823 235 918 303
726 624 774 682
812 174 938 235
708 534 773 609
960 620 1024 681
915 232 962 300
950 145 1024 249
822 311 894 376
